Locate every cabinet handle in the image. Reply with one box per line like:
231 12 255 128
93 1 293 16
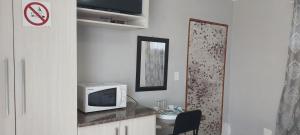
21 59 27 115
4 58 9 116
125 126 128 135
115 127 119 135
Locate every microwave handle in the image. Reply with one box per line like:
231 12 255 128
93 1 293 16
118 91 123 106
120 89 126 105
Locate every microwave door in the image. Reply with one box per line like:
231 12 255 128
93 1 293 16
88 88 117 107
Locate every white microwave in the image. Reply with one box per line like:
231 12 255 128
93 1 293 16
77 83 127 113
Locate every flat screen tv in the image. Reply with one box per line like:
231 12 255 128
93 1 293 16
77 0 143 15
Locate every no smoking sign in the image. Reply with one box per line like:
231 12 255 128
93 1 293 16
23 1 51 27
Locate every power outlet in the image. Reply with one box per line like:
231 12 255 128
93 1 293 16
264 128 272 135
174 72 179 81
222 122 231 135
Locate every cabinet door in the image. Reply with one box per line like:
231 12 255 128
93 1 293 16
0 0 15 135
13 0 77 135
120 115 156 135
79 122 120 135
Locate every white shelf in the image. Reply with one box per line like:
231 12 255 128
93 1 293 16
77 8 142 21
77 0 149 29
77 19 146 29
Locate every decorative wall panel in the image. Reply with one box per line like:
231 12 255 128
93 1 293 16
276 0 300 134
186 19 228 135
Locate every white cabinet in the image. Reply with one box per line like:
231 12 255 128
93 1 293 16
79 121 120 135
0 0 15 135
120 115 156 135
78 115 156 135
0 0 77 134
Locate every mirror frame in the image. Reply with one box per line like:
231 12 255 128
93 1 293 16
135 36 169 92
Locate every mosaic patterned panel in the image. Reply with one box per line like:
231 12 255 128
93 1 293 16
186 19 228 135
276 1 300 134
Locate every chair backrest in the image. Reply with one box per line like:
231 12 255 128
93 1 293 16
172 110 202 135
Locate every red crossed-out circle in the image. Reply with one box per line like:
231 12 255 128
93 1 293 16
24 2 49 26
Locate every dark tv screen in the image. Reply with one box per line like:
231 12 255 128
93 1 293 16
78 0 143 15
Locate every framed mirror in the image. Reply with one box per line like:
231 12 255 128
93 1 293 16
136 36 169 92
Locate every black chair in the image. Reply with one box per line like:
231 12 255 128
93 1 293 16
172 110 202 135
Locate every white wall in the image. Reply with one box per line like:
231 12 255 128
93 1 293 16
78 0 233 113
229 0 293 135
